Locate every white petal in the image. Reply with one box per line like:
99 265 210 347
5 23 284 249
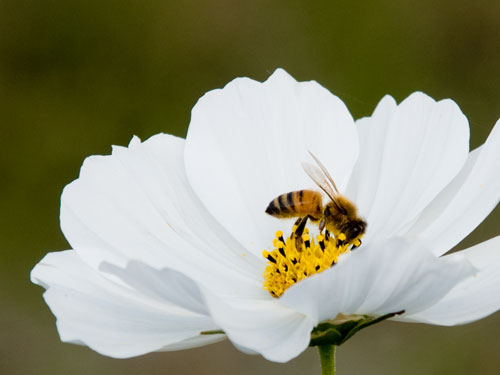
61 133 263 296
158 334 226 351
452 235 500 269
279 238 475 324
350 93 469 241
407 119 500 256
185 68 358 256
346 95 397 215
99 261 210 315
31 251 224 358
128 135 141 147
202 290 314 363
406 236 500 325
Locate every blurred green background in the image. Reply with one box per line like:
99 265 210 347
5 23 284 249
1 0 500 374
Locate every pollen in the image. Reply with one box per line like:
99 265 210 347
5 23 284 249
263 226 355 298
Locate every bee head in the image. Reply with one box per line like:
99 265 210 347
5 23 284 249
344 219 367 244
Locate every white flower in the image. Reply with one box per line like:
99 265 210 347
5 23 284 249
31 69 500 363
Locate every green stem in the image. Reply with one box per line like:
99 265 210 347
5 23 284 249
318 345 336 375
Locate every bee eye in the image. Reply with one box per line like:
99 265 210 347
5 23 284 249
351 225 361 237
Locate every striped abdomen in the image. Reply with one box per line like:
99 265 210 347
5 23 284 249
265 190 323 219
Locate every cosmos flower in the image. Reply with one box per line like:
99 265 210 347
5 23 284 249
31 69 500 363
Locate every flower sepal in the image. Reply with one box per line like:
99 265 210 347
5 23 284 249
309 310 405 347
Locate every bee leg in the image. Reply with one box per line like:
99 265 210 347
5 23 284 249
295 236 303 251
319 218 326 232
290 218 302 239
295 216 310 237
294 216 310 250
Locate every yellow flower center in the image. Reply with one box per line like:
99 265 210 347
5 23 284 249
262 226 361 298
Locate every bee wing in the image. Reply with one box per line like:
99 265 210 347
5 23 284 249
302 152 347 214
307 151 340 194
302 162 337 200
302 162 347 215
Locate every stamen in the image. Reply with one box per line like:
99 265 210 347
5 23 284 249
263 228 358 297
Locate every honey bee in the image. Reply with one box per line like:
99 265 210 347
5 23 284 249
265 152 366 247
